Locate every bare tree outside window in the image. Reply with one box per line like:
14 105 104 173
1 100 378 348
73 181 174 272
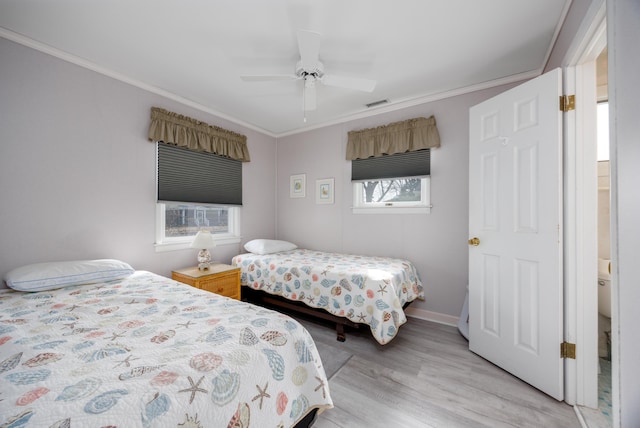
362 178 422 203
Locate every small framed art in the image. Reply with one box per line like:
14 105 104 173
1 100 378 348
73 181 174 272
290 174 306 198
316 178 334 204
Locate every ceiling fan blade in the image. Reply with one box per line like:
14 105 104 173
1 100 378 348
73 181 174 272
297 30 321 71
240 74 297 82
304 78 317 111
322 74 377 92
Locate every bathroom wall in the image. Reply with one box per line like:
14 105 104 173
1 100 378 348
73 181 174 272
597 159 612 358
597 161 611 259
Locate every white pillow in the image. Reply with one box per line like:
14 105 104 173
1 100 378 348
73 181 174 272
244 239 297 255
4 259 135 292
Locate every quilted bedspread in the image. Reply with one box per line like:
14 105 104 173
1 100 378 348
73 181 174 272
0 271 332 427
232 249 424 345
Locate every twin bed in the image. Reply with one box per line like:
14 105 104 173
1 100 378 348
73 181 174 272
232 241 424 345
0 260 332 427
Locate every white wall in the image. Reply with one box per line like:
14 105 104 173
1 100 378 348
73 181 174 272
598 161 611 259
607 0 640 425
0 37 277 280
276 86 516 318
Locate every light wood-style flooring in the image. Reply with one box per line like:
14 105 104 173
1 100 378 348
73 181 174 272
294 315 580 428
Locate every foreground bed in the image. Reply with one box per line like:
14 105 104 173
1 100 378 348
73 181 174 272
232 248 424 345
0 264 332 427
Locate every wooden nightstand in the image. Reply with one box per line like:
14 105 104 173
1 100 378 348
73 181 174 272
172 264 241 300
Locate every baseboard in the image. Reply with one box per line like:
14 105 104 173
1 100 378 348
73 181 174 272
573 405 589 428
405 307 458 327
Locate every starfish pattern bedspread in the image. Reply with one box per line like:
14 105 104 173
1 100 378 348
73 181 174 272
232 249 424 345
0 271 332 427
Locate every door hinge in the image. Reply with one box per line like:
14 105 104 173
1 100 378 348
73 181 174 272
560 95 576 112
561 342 576 359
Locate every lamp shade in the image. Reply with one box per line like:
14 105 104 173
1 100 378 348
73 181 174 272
190 231 217 249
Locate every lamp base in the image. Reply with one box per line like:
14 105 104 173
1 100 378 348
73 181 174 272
197 249 211 271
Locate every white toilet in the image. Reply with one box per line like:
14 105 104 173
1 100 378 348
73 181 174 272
598 258 612 318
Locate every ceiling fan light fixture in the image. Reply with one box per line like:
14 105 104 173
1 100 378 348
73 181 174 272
296 60 324 79
303 76 317 112
241 29 377 114
304 75 316 88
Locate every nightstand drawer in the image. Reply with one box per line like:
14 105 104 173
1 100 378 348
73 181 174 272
198 274 239 299
172 264 241 300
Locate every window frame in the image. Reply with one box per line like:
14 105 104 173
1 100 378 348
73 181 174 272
154 203 241 252
352 176 432 214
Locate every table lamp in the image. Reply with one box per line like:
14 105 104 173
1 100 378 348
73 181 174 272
190 231 216 270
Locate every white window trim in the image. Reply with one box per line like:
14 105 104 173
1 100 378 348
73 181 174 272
352 177 432 214
154 203 241 252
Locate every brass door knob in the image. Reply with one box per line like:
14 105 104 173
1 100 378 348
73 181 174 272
468 237 480 246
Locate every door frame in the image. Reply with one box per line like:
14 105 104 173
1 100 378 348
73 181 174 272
561 0 607 409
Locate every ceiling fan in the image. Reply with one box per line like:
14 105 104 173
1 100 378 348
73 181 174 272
241 30 376 112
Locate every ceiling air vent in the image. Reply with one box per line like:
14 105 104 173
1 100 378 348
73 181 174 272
366 99 389 108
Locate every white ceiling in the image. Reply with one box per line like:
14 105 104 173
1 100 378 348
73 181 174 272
0 0 571 137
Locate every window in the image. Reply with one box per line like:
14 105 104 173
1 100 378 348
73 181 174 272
155 203 240 251
155 143 241 251
597 102 609 161
353 177 431 214
352 149 432 214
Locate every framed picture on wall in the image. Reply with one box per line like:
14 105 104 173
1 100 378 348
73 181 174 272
316 178 334 204
290 174 306 198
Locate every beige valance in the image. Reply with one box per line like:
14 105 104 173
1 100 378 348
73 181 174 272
148 107 250 162
346 116 440 160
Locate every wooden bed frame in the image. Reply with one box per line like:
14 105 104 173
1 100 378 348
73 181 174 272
243 287 360 342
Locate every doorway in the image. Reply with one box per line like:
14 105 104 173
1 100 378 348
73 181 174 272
577 45 613 427
564 3 617 426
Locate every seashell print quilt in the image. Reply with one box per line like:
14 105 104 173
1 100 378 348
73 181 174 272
0 271 333 427
232 249 425 345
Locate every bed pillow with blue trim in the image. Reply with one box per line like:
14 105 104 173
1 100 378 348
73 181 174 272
4 259 135 292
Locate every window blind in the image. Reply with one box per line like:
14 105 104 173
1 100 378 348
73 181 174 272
351 149 430 181
157 142 242 206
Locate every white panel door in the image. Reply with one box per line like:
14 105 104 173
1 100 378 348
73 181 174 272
468 68 563 400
